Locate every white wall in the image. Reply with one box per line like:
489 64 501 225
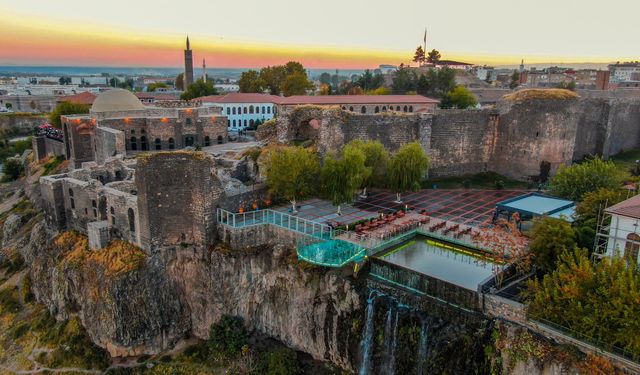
220 103 277 130
605 214 640 264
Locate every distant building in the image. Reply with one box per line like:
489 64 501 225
278 95 439 114
184 36 194 87
62 89 227 168
199 93 280 131
609 62 640 83
434 60 474 71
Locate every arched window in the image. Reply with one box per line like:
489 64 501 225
217 135 223 144
232 107 236 115
262 106 266 113
141 129 146 134
396 106 401 111
130 136 137 151
131 129 135 134
256 106 260 114
237 106 241 114
232 119 236 127
341 106 346 110
243 107 247 114
140 136 147 151
110 206 116 225
409 106 413 112
92 199 97 217
226 107 231 115
403 105 408 112
227 120 230 127
168 138 175 149
69 188 75 209
128 208 136 233
382 106 387 112
185 118 192 126
244 119 247 127
361 106 366 114
204 136 211 146
249 119 255 128
625 233 640 264
249 105 254 114
155 138 161 150
374 106 379 113
349 106 354 112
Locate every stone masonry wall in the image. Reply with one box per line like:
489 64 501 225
135 152 224 251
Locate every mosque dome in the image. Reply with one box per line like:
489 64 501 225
91 89 146 113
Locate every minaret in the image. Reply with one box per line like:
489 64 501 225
184 36 194 88
203 59 207 83
519 59 525 73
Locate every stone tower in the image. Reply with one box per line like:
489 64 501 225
184 36 194 88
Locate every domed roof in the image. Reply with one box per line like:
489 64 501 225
91 89 146 113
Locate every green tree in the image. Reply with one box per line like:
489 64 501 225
388 142 430 202
208 315 247 357
180 78 218 100
264 146 320 213
392 67 417 94
147 82 168 92
442 85 477 109
318 72 332 85
426 49 441 63
413 46 426 66
574 188 625 250
321 147 367 214
525 247 640 356
175 73 184 90
282 71 314 97
257 348 300 375
509 71 520 89
344 140 389 195
550 157 626 201
59 76 71 85
2 158 23 181
260 65 288 95
49 101 90 129
529 217 576 272
238 70 266 93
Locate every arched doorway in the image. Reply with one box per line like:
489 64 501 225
625 233 640 264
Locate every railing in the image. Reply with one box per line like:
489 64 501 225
217 208 333 239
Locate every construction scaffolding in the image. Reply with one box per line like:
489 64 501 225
594 208 640 261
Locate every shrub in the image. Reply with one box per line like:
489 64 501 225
0 286 20 313
3 158 24 181
529 217 577 272
550 157 626 201
208 315 248 356
256 348 300 375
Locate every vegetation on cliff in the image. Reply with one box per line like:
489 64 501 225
57 231 146 276
503 88 580 102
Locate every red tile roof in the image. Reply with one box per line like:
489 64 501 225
58 91 97 105
199 93 283 104
280 95 439 105
605 194 640 219
196 93 438 105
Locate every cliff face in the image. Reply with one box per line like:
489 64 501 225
21 225 363 369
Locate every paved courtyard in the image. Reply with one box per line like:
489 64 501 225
272 189 528 228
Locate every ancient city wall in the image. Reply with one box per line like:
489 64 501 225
32 136 65 161
603 98 640 158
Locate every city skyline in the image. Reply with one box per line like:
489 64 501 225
1 0 639 69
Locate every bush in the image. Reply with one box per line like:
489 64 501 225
3 158 24 181
0 286 20 313
550 157 626 201
208 315 248 356
256 348 300 375
529 217 576 272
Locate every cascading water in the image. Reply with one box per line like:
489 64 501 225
359 291 378 375
386 308 400 375
416 321 429 375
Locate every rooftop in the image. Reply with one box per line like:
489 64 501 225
58 91 97 105
280 94 439 105
91 89 146 113
605 194 640 219
496 193 576 221
199 93 283 104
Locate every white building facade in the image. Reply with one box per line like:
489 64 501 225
600 194 640 264
199 93 281 131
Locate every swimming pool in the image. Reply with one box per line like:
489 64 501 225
378 237 499 290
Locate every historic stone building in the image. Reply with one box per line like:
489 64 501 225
61 89 228 168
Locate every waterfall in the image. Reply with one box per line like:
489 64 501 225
359 291 378 375
387 309 399 375
416 321 429 375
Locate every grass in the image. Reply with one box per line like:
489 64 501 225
41 155 66 176
609 148 640 178
424 172 530 190
503 89 580 102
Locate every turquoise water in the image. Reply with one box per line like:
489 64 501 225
381 239 497 290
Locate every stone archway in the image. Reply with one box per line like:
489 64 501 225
294 118 321 143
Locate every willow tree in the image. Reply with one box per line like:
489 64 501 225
321 147 367 215
388 142 430 203
344 140 389 197
264 146 320 213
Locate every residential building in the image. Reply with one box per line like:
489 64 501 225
199 93 280 131
596 194 640 264
609 62 640 83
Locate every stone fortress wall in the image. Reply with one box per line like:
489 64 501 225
264 95 640 181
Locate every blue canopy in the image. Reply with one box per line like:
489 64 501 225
496 193 575 222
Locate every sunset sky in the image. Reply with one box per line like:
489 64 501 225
1 0 639 69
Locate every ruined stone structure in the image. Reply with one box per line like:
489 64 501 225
32 135 65 160
262 94 640 180
62 89 228 168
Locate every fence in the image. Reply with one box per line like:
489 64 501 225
217 208 333 239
